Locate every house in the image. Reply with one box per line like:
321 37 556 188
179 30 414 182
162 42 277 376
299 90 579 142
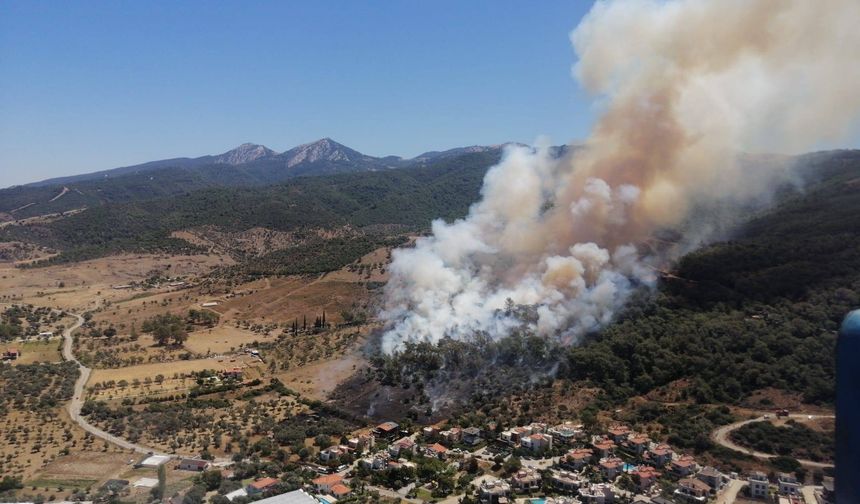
696 466 726 491
347 434 374 452
422 426 440 439
388 436 417 456
440 427 463 445
627 434 650 455
359 453 389 471
674 478 710 503
599 457 624 480
748 471 769 499
373 421 400 439
178 458 209 471
647 443 673 467
319 445 351 462
247 477 280 495
671 454 698 477
549 422 584 445
479 479 512 504
510 468 542 492
424 443 449 459
564 448 594 470
2 348 21 360
607 425 631 444
221 367 243 379
549 469 584 492
312 474 344 494
521 433 553 453
777 473 800 495
632 466 661 491
580 483 615 504
463 426 483 446
501 425 534 445
592 438 616 458
330 483 352 498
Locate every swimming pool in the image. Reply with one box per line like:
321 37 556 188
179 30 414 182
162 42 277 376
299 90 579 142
623 462 637 472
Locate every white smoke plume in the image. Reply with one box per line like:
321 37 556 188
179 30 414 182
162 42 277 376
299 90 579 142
380 0 860 353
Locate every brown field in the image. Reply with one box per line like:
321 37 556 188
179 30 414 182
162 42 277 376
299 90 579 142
4 340 63 364
87 355 258 387
0 253 230 312
183 324 277 355
35 450 136 484
275 350 366 400
1 405 127 483
215 275 372 325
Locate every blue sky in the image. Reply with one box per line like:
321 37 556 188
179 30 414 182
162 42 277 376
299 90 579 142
0 1 597 187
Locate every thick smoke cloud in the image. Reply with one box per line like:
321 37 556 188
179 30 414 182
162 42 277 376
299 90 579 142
380 0 860 353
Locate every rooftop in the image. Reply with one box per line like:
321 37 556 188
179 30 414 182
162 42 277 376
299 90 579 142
248 490 318 504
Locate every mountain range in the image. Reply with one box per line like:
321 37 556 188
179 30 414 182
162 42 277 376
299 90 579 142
25 138 511 188
0 138 514 220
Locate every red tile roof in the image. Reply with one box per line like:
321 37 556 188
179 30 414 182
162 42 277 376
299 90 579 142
312 474 344 486
330 484 351 496
249 477 279 489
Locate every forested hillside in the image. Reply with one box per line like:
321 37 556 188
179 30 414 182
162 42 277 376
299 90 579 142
0 151 500 265
565 150 860 405
370 151 859 415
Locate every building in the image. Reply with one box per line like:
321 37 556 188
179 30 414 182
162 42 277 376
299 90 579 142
424 443 449 459
599 457 624 480
479 479 512 504
627 434 650 455
329 483 352 498
607 425 631 444
592 438 616 458
312 474 344 494
137 454 171 468
674 478 709 503
2 348 21 360
671 454 698 477
463 426 483 446
632 466 661 491
359 453 389 471
647 443 673 467
564 448 595 470
388 436 417 456
510 468 542 492
579 483 615 504
696 466 726 491
748 471 769 499
440 427 463 445
373 421 399 439
549 422 584 445
549 469 584 493
247 477 280 495
521 433 553 454
178 458 209 471
243 490 318 504
224 488 248 501
422 426 440 439
777 473 800 496
347 433 374 452
319 445 350 462
221 367 243 379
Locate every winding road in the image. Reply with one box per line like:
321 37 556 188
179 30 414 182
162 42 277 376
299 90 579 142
711 413 835 469
61 311 167 455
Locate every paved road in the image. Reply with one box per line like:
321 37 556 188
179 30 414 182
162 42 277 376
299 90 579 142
61 311 167 455
711 413 835 469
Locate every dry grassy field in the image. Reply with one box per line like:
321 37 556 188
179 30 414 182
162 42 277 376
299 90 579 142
3 339 63 364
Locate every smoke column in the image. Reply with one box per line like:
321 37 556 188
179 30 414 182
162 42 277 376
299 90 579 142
380 0 860 353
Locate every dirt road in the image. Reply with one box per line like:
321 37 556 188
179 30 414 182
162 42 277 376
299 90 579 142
711 413 834 469
62 311 168 455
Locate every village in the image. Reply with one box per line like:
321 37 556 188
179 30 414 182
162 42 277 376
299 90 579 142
67 414 830 504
